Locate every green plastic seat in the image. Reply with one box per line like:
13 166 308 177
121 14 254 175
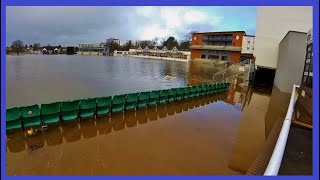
225 82 230 90
112 94 127 113
216 83 220 91
20 105 41 128
197 85 204 96
96 96 111 116
220 82 226 91
201 85 208 95
137 92 150 108
61 100 80 121
168 88 177 102
126 93 139 110
184 87 192 98
192 86 200 97
6 107 22 130
149 90 160 106
206 84 212 94
41 102 61 125
176 88 185 100
79 98 97 119
212 83 219 94
159 89 170 104
190 86 196 97
202 85 207 95
218 83 224 92
224 82 229 90
212 84 218 93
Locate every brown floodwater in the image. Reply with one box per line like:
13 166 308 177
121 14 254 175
6 55 292 175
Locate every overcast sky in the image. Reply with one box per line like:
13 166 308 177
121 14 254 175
6 6 257 46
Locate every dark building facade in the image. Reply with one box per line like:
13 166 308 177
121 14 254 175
301 29 313 88
66 47 75 55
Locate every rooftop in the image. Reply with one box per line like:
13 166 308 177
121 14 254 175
193 31 246 35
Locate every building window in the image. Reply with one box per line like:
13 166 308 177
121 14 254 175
247 40 250 43
305 64 310 71
303 76 307 83
247 47 250 50
307 52 311 58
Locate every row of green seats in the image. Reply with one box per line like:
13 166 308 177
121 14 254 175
6 82 229 131
6 96 113 131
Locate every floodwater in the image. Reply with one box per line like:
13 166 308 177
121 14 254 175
6 55 223 108
6 55 292 175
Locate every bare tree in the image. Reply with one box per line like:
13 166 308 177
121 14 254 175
32 43 41 51
184 31 198 41
11 40 24 55
152 37 159 46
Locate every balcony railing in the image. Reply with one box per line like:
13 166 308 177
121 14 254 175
203 38 232 42
190 45 242 52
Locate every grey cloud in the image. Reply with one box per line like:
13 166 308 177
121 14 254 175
6 6 141 46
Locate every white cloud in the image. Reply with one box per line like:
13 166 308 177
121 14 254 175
136 6 223 40
140 24 177 40
135 6 156 17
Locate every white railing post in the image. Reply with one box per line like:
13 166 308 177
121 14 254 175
264 84 299 176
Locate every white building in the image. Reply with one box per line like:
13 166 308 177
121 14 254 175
254 6 312 69
241 35 255 54
253 6 312 88
107 38 120 45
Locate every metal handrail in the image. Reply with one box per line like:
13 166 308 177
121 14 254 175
264 84 300 176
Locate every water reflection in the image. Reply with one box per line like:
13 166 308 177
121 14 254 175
80 118 97 139
228 85 291 174
61 121 81 143
6 92 229 154
43 124 63 146
6 131 26 153
187 61 225 86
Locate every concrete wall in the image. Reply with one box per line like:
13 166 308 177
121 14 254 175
241 36 255 54
274 31 307 93
254 6 312 69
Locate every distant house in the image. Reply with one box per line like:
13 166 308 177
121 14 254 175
42 46 60 54
42 48 47 54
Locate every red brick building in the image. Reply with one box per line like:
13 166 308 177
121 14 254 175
190 31 246 63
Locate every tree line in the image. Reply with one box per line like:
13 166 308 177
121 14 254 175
6 40 74 55
118 31 198 51
7 31 198 55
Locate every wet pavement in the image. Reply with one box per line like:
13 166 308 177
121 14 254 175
5 55 312 175
279 125 312 175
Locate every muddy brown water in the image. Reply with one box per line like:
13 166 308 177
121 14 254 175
6 55 291 175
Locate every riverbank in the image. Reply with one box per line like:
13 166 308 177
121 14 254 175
128 55 190 62
76 52 104 56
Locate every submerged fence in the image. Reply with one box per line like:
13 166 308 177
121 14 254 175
264 84 300 176
6 82 230 131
